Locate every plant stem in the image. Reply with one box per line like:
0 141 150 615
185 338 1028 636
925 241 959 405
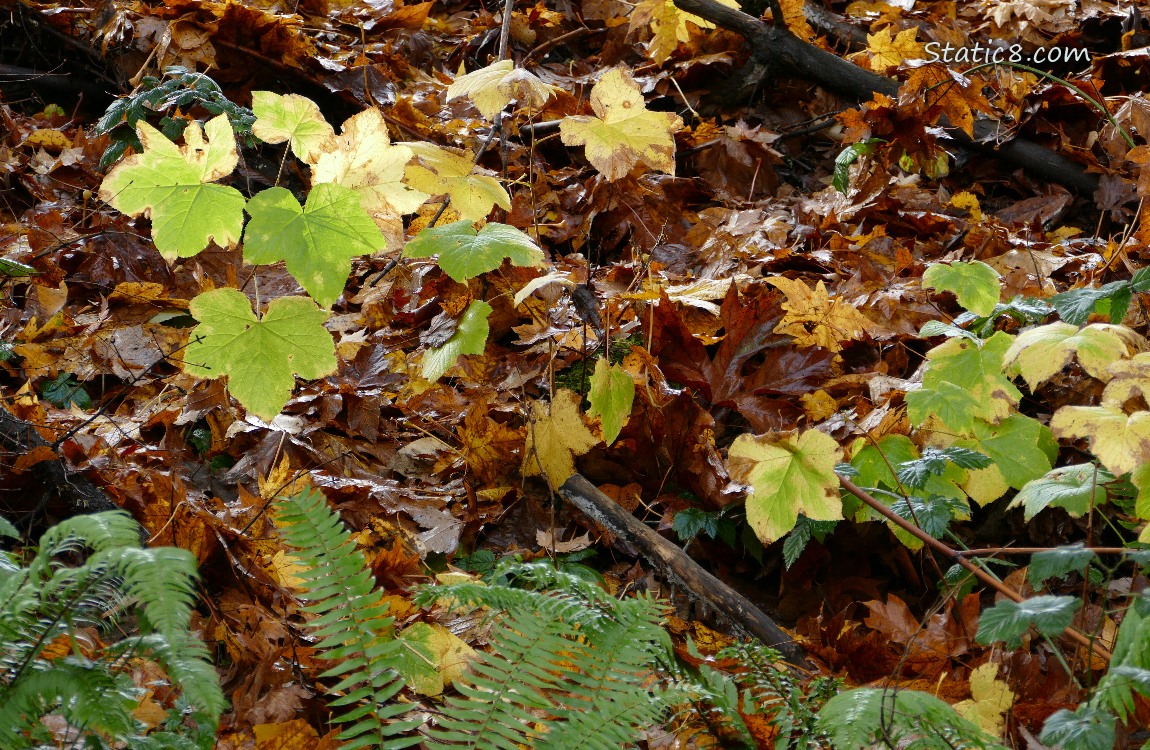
837 474 1112 663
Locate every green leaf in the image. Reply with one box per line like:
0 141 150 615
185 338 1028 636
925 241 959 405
1010 464 1111 521
850 434 917 491
586 358 634 445
251 91 336 163
896 446 991 490
183 289 336 421
422 300 491 381
1028 544 1097 589
244 184 386 308
727 430 843 545
1039 706 1115 750
976 595 1080 648
923 261 1001 317
0 258 38 277
98 115 245 259
672 508 718 541
965 414 1056 490
919 319 978 340
403 221 543 282
1050 280 1131 325
832 139 881 194
40 373 92 410
905 331 1021 431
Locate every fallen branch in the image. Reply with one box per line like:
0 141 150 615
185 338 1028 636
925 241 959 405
673 0 1100 194
559 473 811 667
838 474 1111 663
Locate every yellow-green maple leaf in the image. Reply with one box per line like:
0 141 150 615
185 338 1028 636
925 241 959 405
559 68 683 181
99 115 244 260
1003 322 1147 390
402 142 511 222
766 276 875 352
251 91 336 164
728 429 843 544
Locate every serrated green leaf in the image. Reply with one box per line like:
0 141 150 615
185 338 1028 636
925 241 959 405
40 373 92 410
832 139 880 194
1010 464 1111 521
99 116 245 259
976 595 1080 648
244 184 385 308
896 446 991 490
919 319 978 340
923 260 1001 317
251 91 336 163
183 288 336 420
403 221 543 282
586 358 634 445
1028 544 1097 589
728 430 843 545
906 331 1021 430
1039 706 1115 750
1050 280 1129 326
672 508 718 541
422 300 491 381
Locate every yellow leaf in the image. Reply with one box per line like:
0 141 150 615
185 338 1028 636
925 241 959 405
1050 404 1150 476
867 27 924 72
559 68 683 181
728 430 843 544
446 59 556 120
955 663 1015 736
268 550 308 591
629 0 740 62
800 389 838 421
310 108 429 229
767 277 875 352
523 389 600 486
1003 322 1146 391
949 191 983 221
402 142 511 222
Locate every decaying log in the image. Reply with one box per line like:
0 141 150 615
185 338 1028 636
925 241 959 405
676 0 1100 194
559 473 810 667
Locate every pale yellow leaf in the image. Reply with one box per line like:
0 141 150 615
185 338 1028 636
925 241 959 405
1050 404 1150 476
402 141 511 221
523 389 600 486
311 108 429 224
559 68 683 181
446 59 556 120
867 27 924 72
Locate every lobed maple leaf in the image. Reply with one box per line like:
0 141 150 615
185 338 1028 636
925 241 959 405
766 277 875 352
559 68 683 181
402 142 512 222
99 115 245 260
445 60 556 120
523 389 600 487
629 0 741 63
251 91 336 163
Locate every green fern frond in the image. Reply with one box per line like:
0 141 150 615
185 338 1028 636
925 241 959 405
275 489 421 750
421 561 675 749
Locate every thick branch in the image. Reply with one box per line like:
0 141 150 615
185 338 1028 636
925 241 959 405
674 0 1099 194
560 473 810 667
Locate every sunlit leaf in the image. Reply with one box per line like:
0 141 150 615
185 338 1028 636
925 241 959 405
728 430 843 545
559 68 683 181
244 184 386 308
445 60 555 120
422 300 491 381
403 221 543 282
251 91 336 163
403 142 511 222
922 260 1001 317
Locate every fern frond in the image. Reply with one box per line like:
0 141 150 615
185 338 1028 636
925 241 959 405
0 656 139 748
275 489 420 750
